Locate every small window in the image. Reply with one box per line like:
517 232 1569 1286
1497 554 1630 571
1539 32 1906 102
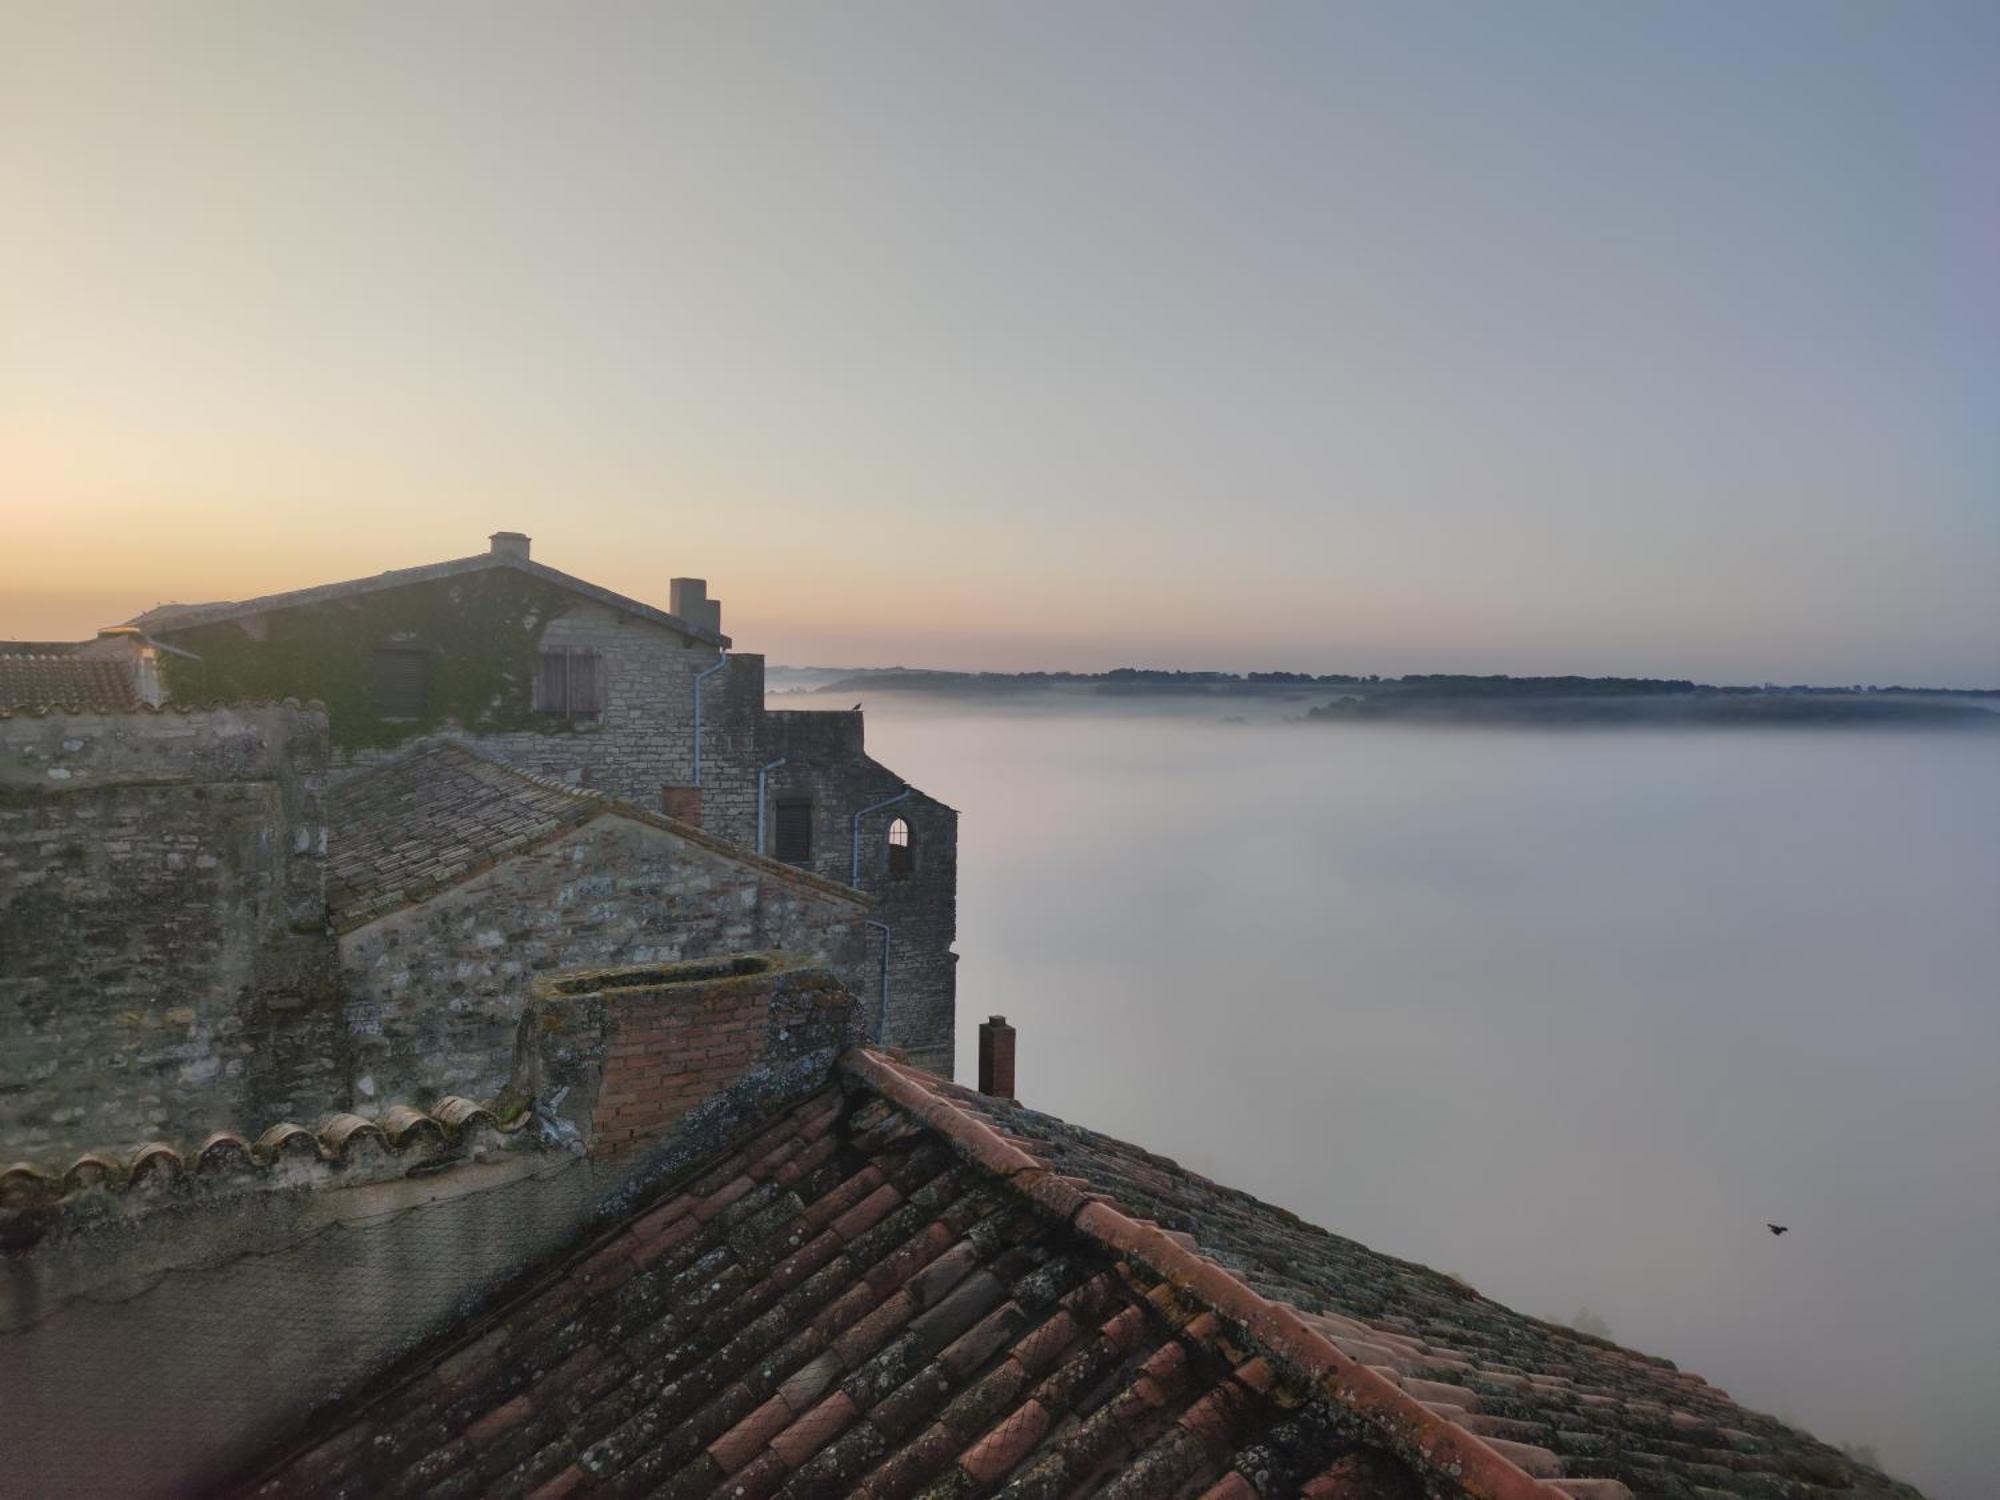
371 646 428 719
774 798 813 863
887 817 914 877
535 647 602 717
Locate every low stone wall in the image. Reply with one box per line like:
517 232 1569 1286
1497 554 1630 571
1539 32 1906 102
0 703 336 1161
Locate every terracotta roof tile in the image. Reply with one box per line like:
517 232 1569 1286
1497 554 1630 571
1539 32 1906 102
862 1056 1926 1500
230 1078 1445 1500
225 1059 1925 1500
1 1093 530 1212
0 652 140 712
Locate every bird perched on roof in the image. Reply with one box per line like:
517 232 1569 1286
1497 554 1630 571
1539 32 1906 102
1768 1223 1789 1236
852 703 863 711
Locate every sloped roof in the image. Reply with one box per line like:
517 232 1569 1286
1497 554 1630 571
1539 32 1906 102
327 740 868 928
225 1051 1917 1500
327 741 601 925
130 550 729 647
0 651 141 713
232 1077 1447 1500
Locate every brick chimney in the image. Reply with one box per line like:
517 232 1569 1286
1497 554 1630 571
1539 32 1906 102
512 953 861 1157
978 1015 1016 1100
489 531 532 559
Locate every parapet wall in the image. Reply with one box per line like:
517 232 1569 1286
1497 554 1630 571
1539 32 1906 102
0 703 336 1161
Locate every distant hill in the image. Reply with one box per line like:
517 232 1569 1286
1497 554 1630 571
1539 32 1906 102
781 667 1999 727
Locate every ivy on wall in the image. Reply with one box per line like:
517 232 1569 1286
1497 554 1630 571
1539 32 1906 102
156 572 587 749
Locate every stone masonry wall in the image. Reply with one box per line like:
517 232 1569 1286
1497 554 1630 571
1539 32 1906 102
439 600 722 807
339 813 871 1109
0 704 336 1161
758 710 958 1073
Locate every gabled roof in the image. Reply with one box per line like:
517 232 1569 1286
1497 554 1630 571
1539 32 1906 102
227 1052 1918 1500
327 740 866 929
0 651 141 713
130 550 729 647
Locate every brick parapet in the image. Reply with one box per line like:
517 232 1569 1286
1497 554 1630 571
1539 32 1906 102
517 955 862 1159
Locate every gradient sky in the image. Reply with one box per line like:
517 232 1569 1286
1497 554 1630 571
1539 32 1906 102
3 3 1996 683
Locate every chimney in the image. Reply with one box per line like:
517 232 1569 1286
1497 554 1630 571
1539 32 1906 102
978 1016 1017 1100
489 531 532 560
670 577 723 636
513 953 862 1157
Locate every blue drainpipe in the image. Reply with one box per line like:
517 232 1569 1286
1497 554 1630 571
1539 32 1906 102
691 652 729 786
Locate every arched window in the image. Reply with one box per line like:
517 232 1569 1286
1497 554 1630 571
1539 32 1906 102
886 817 914 877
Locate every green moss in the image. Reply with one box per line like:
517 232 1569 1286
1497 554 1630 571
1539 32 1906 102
156 570 584 749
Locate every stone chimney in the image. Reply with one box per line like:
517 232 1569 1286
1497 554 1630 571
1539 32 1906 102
670 577 723 636
489 531 532 560
512 953 861 1157
978 1015 1017 1100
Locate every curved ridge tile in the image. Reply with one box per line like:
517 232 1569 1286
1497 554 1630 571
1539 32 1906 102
62 1153 125 1193
429 1096 497 1134
378 1105 446 1151
1 1162 59 1207
254 1123 319 1164
316 1114 387 1161
194 1132 257 1174
127 1143 185 1187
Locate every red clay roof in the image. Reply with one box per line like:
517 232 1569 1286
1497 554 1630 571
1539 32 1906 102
0 652 140 713
227 1055 1921 1500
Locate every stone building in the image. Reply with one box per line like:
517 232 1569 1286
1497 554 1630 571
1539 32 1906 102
129 531 957 1072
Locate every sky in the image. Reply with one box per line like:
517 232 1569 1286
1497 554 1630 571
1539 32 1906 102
2 2 1996 684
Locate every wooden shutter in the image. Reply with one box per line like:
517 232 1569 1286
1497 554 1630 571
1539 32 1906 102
571 650 599 715
536 648 602 715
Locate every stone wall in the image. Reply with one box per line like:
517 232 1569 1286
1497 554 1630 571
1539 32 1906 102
338 812 871 1110
439 599 721 806
0 704 336 1161
758 710 959 1073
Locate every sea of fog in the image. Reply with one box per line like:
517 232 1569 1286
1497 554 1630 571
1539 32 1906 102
830 694 1997 1499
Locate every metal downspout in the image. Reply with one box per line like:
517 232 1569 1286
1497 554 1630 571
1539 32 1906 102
691 652 729 786
851 786 911 886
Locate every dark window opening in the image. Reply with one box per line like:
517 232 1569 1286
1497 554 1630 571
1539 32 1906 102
535 647 602 717
774 798 813 863
371 647 428 719
887 816 914 877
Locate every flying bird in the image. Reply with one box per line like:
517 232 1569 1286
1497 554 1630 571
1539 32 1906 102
1767 1224 1789 1236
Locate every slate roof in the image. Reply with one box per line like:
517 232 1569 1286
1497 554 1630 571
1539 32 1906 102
225 1053 1917 1500
326 740 869 929
130 550 729 647
327 741 601 926
0 650 141 713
